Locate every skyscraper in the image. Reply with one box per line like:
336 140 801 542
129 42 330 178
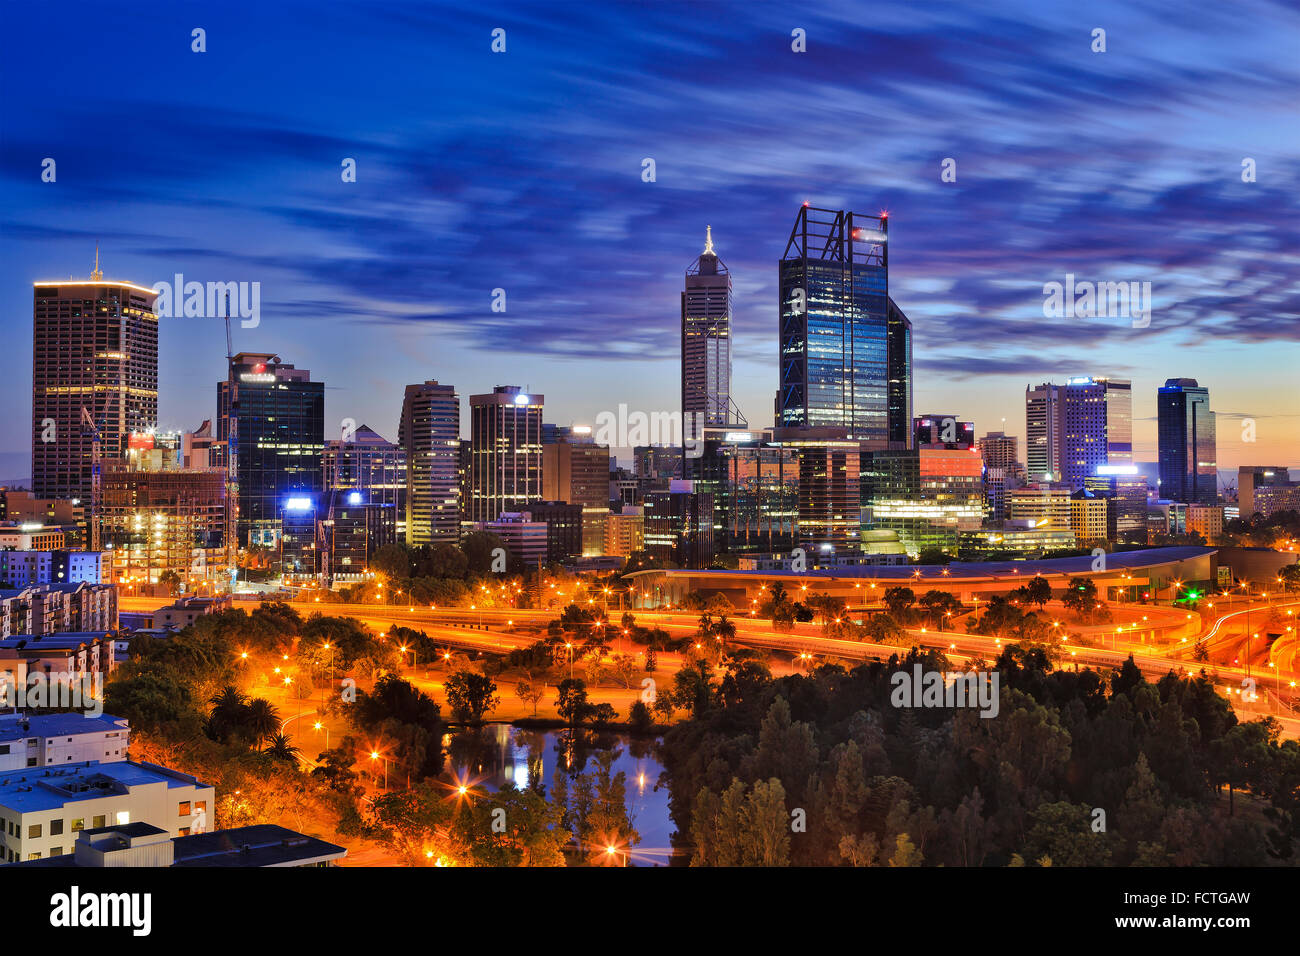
397 381 460 546
217 353 325 546
1157 378 1217 505
778 205 908 444
1059 377 1131 489
324 425 408 539
32 259 159 502
1025 383 1063 482
542 426 610 555
682 226 735 440
468 386 544 524
977 432 1019 472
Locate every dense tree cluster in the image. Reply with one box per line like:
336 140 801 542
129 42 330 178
662 645 1300 866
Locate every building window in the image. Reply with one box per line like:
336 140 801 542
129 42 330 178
71 818 84 832
26 758 36 767
92 815 106 828
27 852 40 860
27 824 41 839
50 846 62 856
194 800 207 813
50 819 63 836
115 811 129 825
178 800 191 816
179 827 191 836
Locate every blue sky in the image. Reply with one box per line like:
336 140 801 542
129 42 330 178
2 0 1297 476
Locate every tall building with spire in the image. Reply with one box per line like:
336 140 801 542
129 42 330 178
32 250 159 502
682 226 735 441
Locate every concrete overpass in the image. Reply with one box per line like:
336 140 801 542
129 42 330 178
624 546 1218 609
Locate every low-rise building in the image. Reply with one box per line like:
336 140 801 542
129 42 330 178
1187 504 1224 542
0 760 213 863
9 822 346 868
0 583 117 638
603 507 644 557
0 550 104 588
0 523 66 551
152 595 232 630
0 714 130 772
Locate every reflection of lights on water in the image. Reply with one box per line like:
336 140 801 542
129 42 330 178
512 760 529 790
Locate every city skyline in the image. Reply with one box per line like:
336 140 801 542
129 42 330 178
2 1 1297 479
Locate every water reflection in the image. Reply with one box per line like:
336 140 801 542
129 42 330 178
443 725 676 865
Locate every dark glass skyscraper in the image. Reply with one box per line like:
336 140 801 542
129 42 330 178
778 205 909 445
217 352 325 546
1157 378 1217 504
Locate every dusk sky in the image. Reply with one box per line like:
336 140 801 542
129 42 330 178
2 0 1297 478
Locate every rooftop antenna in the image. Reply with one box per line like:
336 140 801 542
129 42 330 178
90 244 103 281
703 225 714 255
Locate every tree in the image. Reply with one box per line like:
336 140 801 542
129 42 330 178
1061 577 1102 621
515 676 545 717
370 543 411 581
443 672 500 723
882 587 916 620
555 678 590 725
244 698 281 745
263 732 301 763
1023 575 1052 610
158 569 183 597
917 590 962 629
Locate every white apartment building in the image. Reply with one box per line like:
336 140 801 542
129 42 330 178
0 760 212 863
0 713 130 772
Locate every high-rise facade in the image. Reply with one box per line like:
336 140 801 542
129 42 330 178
468 386 544 524
1157 378 1217 505
397 381 460 546
217 353 324 546
1025 383 1063 482
682 227 734 440
1058 377 1132 489
542 426 610 555
323 425 408 538
978 432 1019 473
778 205 908 444
32 266 159 502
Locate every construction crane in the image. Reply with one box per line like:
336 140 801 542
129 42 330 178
80 406 104 552
223 300 238 587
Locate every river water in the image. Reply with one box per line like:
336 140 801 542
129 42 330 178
443 725 678 866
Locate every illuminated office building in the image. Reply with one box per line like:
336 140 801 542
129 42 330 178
31 260 159 503
1157 378 1217 505
778 205 910 444
682 227 736 441
468 386 543 524
217 353 325 546
324 425 407 539
397 381 460 546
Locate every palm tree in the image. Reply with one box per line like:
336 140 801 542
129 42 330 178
713 614 736 648
263 732 301 762
244 697 281 745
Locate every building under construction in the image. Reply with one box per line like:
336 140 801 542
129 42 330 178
96 430 228 589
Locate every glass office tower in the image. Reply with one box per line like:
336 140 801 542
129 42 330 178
778 205 902 444
217 352 325 546
1157 378 1217 504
